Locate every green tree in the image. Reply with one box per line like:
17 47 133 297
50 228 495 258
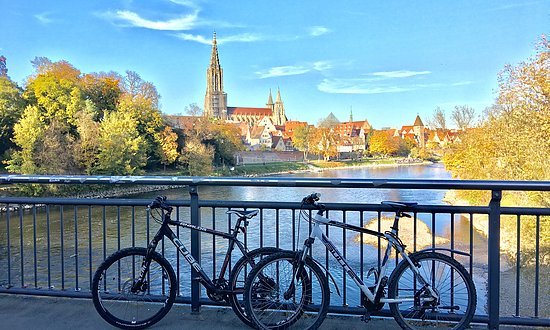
81 72 122 120
178 138 214 175
6 105 45 174
96 111 147 175
74 104 101 173
0 76 25 161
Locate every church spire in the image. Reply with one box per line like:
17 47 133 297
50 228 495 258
276 87 282 102
267 89 274 106
204 32 227 119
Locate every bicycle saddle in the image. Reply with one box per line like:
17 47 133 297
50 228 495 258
381 201 418 210
226 209 259 219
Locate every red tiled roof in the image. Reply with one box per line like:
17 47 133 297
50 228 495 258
228 107 272 116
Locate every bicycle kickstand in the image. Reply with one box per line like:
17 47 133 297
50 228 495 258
361 310 371 324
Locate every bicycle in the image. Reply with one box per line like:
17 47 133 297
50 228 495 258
92 196 280 329
243 193 477 330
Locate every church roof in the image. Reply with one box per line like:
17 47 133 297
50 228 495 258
228 107 272 116
413 115 424 127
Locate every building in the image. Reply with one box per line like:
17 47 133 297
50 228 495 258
204 33 287 126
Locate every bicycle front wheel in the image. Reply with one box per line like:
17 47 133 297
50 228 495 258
92 247 177 329
388 252 476 330
243 251 330 330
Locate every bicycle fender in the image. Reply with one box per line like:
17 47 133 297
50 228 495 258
417 248 470 257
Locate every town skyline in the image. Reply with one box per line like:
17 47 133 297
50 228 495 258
1 0 548 128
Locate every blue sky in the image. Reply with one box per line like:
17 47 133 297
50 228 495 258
1 0 548 128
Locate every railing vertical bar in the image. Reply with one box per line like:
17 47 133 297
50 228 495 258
450 212 455 308
259 209 264 248
146 208 150 295
46 205 51 289
276 209 280 248
431 212 436 248
74 205 79 291
377 211 381 270
488 190 502 330
188 184 201 313
469 213 474 276
60 205 65 290
212 208 216 279
6 205 11 287
534 215 540 318
342 211 347 307
413 212 417 252
117 206 121 251
33 205 37 288
359 211 364 282
292 209 296 251
19 206 24 288
131 206 135 248
88 206 92 290
515 214 521 316
102 206 106 290
176 206 180 296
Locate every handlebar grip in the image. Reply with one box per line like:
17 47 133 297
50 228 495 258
302 193 321 205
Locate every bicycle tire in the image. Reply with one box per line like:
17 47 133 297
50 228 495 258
388 251 476 330
92 247 177 329
243 251 330 330
228 247 282 327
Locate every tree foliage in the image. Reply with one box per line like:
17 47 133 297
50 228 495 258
292 125 314 160
313 127 338 161
0 76 25 160
368 130 400 156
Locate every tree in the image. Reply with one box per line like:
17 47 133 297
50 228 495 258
452 105 476 130
427 106 446 129
157 126 179 170
81 72 122 120
0 76 25 160
178 137 214 175
313 127 338 161
74 104 100 173
292 125 314 161
6 105 45 174
0 55 8 77
184 103 203 116
368 130 400 156
96 111 148 175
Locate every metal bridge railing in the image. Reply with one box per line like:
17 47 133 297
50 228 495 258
0 175 549 329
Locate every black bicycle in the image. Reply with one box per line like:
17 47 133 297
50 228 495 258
92 196 280 329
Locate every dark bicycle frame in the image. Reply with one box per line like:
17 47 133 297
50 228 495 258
133 209 255 296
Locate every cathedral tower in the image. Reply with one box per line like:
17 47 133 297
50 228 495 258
273 87 286 125
204 32 227 119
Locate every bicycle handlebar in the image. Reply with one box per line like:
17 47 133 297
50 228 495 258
302 192 321 205
148 195 173 213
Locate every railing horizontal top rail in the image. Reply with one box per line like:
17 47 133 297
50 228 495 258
2 197 549 216
1 174 549 191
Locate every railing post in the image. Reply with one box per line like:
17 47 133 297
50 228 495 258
488 190 502 330
189 184 201 313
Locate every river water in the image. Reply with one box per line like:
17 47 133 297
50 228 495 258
0 163 493 314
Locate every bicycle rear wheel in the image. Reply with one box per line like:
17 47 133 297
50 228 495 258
243 251 330 330
388 252 476 330
92 247 177 329
228 247 281 327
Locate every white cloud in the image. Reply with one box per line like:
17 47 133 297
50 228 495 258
309 26 330 37
371 70 431 78
451 81 474 86
256 61 334 79
256 66 311 79
318 78 417 94
106 10 199 31
35 12 53 25
175 32 262 44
